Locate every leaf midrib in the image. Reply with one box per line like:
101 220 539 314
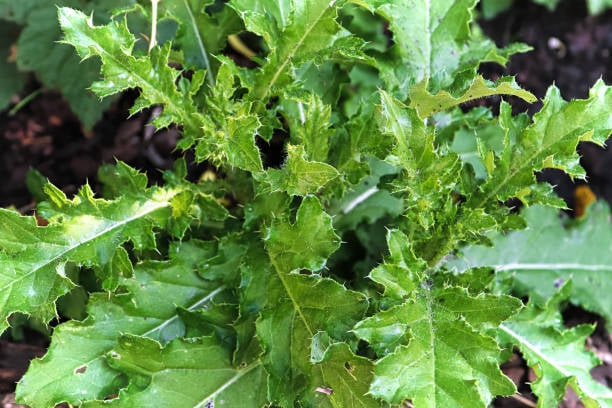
494 263 612 272
26 283 225 405
64 10 200 134
255 2 335 100
193 361 261 408
473 108 610 209
7 196 172 294
499 324 571 378
180 0 214 86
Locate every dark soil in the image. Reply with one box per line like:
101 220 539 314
0 1 610 407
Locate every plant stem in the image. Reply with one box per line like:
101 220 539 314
149 0 160 52
8 89 41 116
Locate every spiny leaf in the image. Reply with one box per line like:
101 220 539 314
353 230 521 407
265 195 340 273
498 283 612 407
16 241 225 407
161 0 242 82
189 61 264 171
409 76 536 119
230 0 349 100
259 144 340 196
307 333 379 407
352 0 525 96
360 290 520 407
377 91 465 260
280 93 333 162
0 180 180 332
58 7 205 145
467 80 612 210
368 230 425 300
255 256 368 404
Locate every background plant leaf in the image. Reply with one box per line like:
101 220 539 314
450 201 612 329
0 0 132 127
498 283 612 407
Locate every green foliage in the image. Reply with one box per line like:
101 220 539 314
499 283 612 407
451 201 612 330
353 230 522 407
16 240 229 406
89 335 268 407
0 22 26 108
0 0 134 127
1 1 610 407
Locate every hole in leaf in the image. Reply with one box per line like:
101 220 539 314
74 365 87 374
256 130 287 169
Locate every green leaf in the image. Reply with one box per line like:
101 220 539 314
97 161 149 198
354 231 521 407
479 0 513 19
87 335 267 407
237 243 368 406
16 241 226 407
307 334 379 407
257 271 369 405
353 0 476 89
223 113 264 172
498 283 612 407
198 233 248 285
365 292 520 407
265 195 341 273
353 0 524 96
352 302 416 356
368 230 426 300
377 91 467 260
10 1 130 127
409 76 536 119
444 107 506 180
243 191 292 231
0 178 181 334
260 145 340 196
0 22 26 110
230 0 348 100
16 1 612 407
362 289 520 407
466 80 612 210
280 93 333 162
330 157 403 231
161 0 242 82
588 0 612 14
451 202 612 329
190 61 264 171
58 7 206 145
